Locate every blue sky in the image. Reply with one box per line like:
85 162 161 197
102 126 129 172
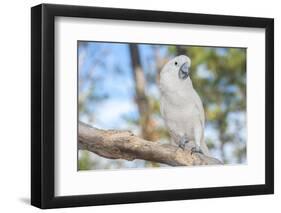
78 42 169 130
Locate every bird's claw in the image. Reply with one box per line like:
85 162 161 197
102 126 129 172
191 146 204 155
179 134 189 150
179 142 186 150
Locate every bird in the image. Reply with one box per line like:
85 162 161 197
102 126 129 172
159 55 210 156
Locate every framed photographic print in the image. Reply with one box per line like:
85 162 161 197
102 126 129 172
31 3 274 209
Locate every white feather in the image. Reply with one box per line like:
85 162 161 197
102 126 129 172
160 55 209 155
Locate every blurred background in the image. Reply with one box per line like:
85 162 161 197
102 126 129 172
78 41 246 170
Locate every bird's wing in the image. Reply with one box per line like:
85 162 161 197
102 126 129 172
160 96 164 118
192 89 209 155
192 89 205 127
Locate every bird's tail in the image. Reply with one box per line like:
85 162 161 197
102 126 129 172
200 135 210 156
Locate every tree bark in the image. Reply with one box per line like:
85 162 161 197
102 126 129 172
129 44 153 140
78 122 223 167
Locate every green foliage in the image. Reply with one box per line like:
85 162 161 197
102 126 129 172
78 151 92 170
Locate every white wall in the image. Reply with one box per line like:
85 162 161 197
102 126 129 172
0 0 279 212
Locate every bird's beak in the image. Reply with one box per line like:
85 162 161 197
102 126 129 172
179 62 189 80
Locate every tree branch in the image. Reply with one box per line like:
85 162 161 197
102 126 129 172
78 122 223 167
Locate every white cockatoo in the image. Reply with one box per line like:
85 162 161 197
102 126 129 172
159 55 209 155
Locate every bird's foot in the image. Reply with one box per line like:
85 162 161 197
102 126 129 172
179 134 189 150
191 146 204 155
179 142 186 150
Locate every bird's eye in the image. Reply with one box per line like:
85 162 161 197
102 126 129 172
174 61 178 66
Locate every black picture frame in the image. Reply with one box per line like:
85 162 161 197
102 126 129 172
31 3 274 209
